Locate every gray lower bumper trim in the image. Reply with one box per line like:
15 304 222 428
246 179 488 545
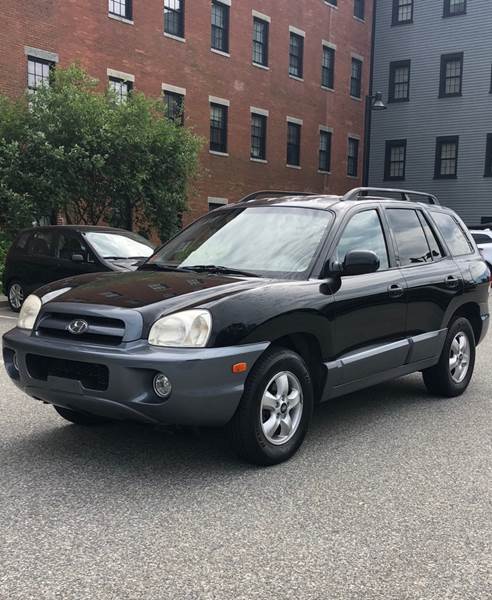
3 328 269 426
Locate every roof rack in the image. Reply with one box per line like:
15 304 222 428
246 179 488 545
239 190 316 203
342 187 440 206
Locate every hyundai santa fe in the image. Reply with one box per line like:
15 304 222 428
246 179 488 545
2 188 490 465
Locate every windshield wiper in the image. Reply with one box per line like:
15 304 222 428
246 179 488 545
185 265 260 278
139 263 194 273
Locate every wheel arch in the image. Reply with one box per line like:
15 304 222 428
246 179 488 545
270 332 326 403
447 302 482 344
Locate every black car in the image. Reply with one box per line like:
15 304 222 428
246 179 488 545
2 188 490 465
2 226 155 311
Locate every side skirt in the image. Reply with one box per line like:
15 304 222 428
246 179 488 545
320 329 447 402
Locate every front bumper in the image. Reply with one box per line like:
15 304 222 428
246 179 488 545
2 328 269 426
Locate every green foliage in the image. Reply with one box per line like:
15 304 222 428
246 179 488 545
0 231 9 282
0 65 202 242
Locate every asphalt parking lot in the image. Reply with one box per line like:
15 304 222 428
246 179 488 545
0 301 490 600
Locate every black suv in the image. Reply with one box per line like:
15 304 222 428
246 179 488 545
2 226 155 312
2 189 490 465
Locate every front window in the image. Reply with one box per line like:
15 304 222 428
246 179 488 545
354 0 365 20
350 58 362 98
211 0 230 53
164 0 185 38
444 0 466 17
434 136 459 179
439 53 464 97
384 139 407 181
146 207 333 279
335 210 389 270
347 138 359 177
322 46 335 89
27 57 54 92
109 0 132 19
164 91 184 124
287 122 301 166
389 60 410 102
252 18 269 66
85 232 154 260
109 77 132 103
289 33 304 78
392 0 413 25
251 114 267 160
210 103 228 153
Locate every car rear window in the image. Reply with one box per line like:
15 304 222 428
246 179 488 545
431 212 473 256
386 209 433 266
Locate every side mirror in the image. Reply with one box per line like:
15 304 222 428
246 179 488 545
342 250 380 276
71 254 84 263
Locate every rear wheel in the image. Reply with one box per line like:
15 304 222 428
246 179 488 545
53 405 111 426
7 281 25 312
228 347 313 466
422 317 475 397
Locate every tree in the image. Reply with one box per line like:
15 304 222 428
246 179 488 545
0 65 202 242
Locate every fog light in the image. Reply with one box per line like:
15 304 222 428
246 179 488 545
153 373 172 399
12 353 19 372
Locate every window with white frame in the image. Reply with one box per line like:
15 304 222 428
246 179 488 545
109 0 132 20
27 56 54 92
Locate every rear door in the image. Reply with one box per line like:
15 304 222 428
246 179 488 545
329 207 408 382
385 207 463 362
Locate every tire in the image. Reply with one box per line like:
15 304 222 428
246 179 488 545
228 347 314 466
423 317 476 398
7 281 25 313
53 405 111 426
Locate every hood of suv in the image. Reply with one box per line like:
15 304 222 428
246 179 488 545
36 270 269 312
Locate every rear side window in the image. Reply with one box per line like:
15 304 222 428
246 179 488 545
11 232 30 255
335 210 389 270
386 209 433 266
419 213 443 260
26 231 54 257
431 212 473 256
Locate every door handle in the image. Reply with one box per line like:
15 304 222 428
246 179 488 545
445 275 460 289
388 283 404 299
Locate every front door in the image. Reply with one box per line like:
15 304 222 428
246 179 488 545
329 208 408 384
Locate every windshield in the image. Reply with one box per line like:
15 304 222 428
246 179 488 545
85 232 154 259
146 206 332 279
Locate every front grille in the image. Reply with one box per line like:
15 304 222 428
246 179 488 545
36 312 125 346
26 354 109 391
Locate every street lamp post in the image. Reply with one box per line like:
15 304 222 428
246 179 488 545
362 91 387 186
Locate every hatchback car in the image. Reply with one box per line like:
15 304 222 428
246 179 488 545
2 226 155 311
3 188 490 465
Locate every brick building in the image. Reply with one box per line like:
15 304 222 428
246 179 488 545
0 0 373 223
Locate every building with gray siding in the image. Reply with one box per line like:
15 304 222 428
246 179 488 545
369 0 492 225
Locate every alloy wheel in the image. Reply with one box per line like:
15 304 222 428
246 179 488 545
260 371 303 446
449 331 470 384
9 284 24 311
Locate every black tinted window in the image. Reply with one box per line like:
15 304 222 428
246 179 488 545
26 231 54 257
387 209 432 266
471 233 492 245
335 210 389 270
432 212 473 256
12 232 30 255
419 214 443 260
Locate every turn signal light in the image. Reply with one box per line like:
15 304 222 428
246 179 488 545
232 362 248 374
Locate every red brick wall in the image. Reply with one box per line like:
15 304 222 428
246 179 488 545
0 0 373 225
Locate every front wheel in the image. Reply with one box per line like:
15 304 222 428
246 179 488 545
228 347 313 466
422 317 476 397
53 405 111 426
7 281 25 312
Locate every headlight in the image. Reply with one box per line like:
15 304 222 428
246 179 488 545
18 295 42 331
148 310 212 348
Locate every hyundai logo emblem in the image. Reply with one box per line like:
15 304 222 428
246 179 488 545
67 319 89 335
